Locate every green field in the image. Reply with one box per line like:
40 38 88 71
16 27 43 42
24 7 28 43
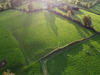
0 8 94 74
47 34 100 75
72 9 100 32
88 4 100 14
0 9 94 62
1 1 100 75
52 8 100 32
0 28 26 73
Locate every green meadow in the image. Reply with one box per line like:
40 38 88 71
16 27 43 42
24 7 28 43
0 10 94 62
52 8 100 32
0 28 26 73
72 9 100 32
47 34 100 75
0 1 100 75
88 4 100 14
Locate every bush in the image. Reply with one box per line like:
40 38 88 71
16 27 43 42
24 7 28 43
82 15 92 28
2 69 15 75
67 10 72 17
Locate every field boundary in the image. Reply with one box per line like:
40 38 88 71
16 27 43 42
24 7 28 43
11 7 43 13
47 9 99 34
11 7 100 34
40 33 100 75
40 33 99 61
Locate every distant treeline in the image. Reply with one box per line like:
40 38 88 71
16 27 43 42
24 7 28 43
70 0 100 8
0 0 35 12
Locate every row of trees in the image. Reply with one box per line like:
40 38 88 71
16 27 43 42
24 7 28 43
0 0 24 11
77 0 100 8
0 0 51 12
0 0 34 11
0 3 11 11
67 9 92 28
70 0 100 8
10 0 23 7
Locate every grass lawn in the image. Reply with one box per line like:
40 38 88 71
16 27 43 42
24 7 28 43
0 9 94 63
72 9 100 32
88 4 100 14
0 28 26 74
47 34 100 75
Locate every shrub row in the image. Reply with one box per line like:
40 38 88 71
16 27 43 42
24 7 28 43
12 8 43 13
40 10 99 61
0 7 11 12
76 1 100 8
58 7 68 12
40 33 99 61
47 9 99 33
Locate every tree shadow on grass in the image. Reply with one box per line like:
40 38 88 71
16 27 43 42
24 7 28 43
12 13 33 44
44 11 58 37
47 53 68 75
54 12 92 39
75 10 84 15
93 7 100 13
86 34 100 56
23 13 33 27
72 15 82 22
56 14 91 38
72 21 91 38
72 10 84 22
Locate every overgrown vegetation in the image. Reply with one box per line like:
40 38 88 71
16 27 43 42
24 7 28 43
82 15 92 28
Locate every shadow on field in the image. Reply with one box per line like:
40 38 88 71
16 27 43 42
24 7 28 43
47 53 68 75
93 7 100 13
72 22 91 38
58 15 91 38
75 10 84 15
72 15 82 22
49 12 91 38
23 13 33 27
85 34 100 57
47 43 83 75
44 11 58 37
